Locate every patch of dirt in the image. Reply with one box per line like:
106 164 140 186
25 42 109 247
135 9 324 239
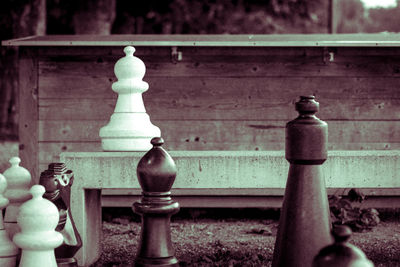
94 211 400 266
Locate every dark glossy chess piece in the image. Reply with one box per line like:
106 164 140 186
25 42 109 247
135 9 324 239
313 225 374 266
133 137 180 267
39 163 82 267
272 96 333 267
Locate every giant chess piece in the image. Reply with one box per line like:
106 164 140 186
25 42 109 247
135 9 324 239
3 157 32 239
39 163 82 267
0 173 18 267
99 46 161 151
272 96 332 267
313 225 374 266
13 185 63 267
133 137 180 266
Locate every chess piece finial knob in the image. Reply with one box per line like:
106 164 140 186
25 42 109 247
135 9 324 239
3 156 32 239
312 225 374 267
295 95 319 115
17 185 60 232
3 157 32 202
286 96 327 164
137 137 177 193
99 46 161 151
0 174 9 208
13 185 63 267
113 46 145 82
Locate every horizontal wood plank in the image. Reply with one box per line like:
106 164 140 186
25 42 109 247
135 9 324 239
39 54 400 78
39 76 400 100
38 120 400 148
38 97 400 121
33 46 400 61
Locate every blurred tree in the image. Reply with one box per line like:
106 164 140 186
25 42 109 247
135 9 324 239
47 0 116 34
336 0 366 33
111 0 328 34
72 0 116 34
0 0 46 140
365 0 400 32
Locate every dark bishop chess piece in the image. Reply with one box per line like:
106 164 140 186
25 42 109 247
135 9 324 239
133 137 180 267
313 225 374 266
39 163 82 267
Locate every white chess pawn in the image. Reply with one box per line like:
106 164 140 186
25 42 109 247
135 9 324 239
0 173 18 267
13 185 63 267
99 46 161 151
3 157 32 239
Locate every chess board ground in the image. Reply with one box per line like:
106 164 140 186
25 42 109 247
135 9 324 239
94 208 400 266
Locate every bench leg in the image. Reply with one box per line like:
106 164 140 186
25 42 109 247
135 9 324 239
71 188 102 266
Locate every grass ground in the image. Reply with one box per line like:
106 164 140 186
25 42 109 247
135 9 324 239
94 208 400 266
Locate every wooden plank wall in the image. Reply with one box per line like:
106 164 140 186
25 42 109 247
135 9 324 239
36 46 400 175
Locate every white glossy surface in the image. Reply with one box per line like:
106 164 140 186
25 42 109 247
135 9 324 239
3 157 32 239
0 173 18 267
13 185 63 267
99 46 160 151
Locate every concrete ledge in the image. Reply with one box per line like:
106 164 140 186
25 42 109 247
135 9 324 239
61 150 400 189
60 150 400 266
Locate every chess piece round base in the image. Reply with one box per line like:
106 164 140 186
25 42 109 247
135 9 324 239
134 256 179 267
101 137 155 151
133 201 180 267
57 257 78 267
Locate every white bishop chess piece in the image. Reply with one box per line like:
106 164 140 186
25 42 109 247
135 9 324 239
13 185 63 267
99 46 161 151
3 157 32 239
0 173 18 267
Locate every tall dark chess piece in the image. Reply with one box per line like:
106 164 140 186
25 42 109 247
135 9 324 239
313 225 374 266
133 137 180 267
272 96 332 267
39 163 82 267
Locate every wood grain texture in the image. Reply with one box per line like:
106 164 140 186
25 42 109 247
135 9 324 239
39 76 400 100
19 45 400 181
38 120 400 148
38 53 400 78
38 97 400 121
19 48 39 182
